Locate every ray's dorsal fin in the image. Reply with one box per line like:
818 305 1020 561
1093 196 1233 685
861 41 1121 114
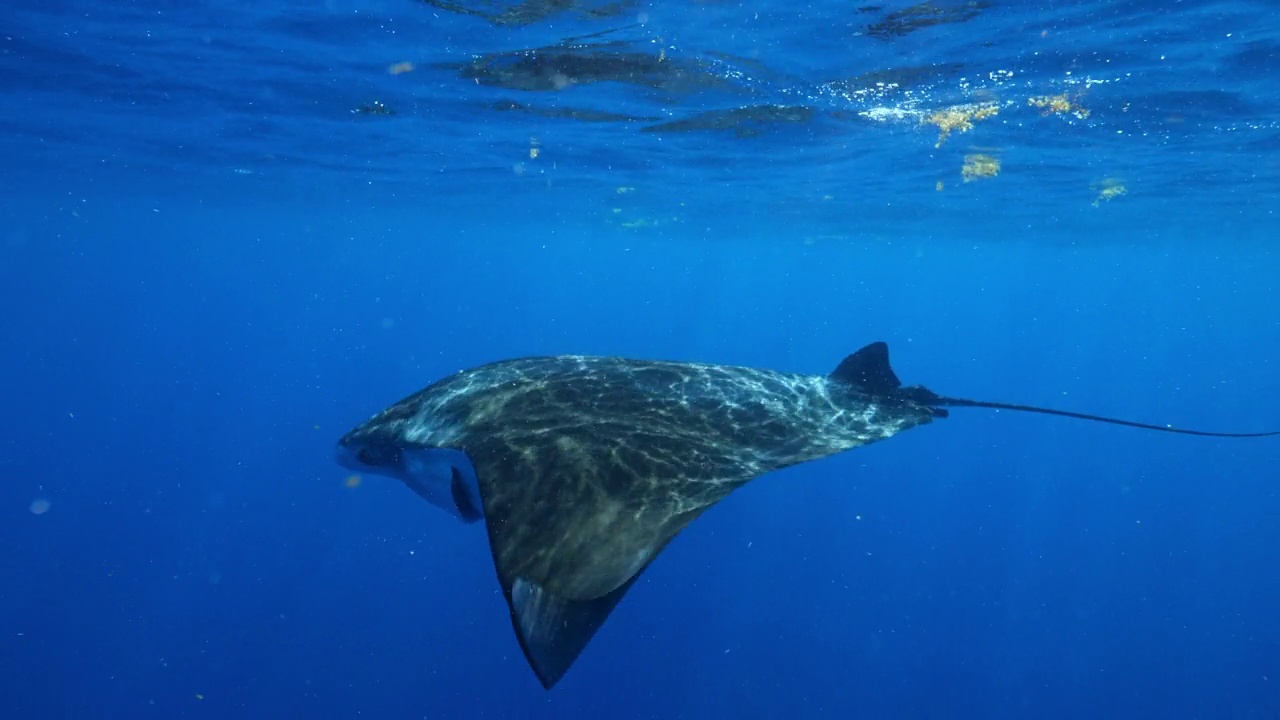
830 341 902 394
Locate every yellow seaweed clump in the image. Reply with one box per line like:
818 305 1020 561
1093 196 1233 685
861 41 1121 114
1092 178 1127 206
961 153 1001 182
926 102 1000 147
1029 93 1090 119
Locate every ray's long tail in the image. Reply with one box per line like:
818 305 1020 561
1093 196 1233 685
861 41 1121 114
932 395 1280 439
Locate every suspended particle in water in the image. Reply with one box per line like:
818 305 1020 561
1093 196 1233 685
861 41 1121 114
29 498 51 515
344 475 363 489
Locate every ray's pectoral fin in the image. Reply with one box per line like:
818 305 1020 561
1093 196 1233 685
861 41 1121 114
504 570 646 689
488 507 695 689
469 442 714 688
449 467 484 523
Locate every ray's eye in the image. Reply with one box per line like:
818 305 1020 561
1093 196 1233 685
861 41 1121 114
354 444 402 468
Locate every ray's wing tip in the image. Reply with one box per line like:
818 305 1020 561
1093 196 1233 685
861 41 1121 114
501 571 645 690
527 651 564 690
504 577 579 690
512 627 562 689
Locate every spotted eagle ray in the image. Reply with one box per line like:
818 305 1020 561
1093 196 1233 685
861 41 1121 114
336 341 1277 688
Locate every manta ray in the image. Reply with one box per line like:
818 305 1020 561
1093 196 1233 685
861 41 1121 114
336 342 1276 689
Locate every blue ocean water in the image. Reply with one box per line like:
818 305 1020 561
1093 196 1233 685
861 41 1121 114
3 0 1279 717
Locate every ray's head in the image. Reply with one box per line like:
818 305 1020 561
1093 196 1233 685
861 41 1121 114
336 420 484 524
336 424 403 478
335 397 436 477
